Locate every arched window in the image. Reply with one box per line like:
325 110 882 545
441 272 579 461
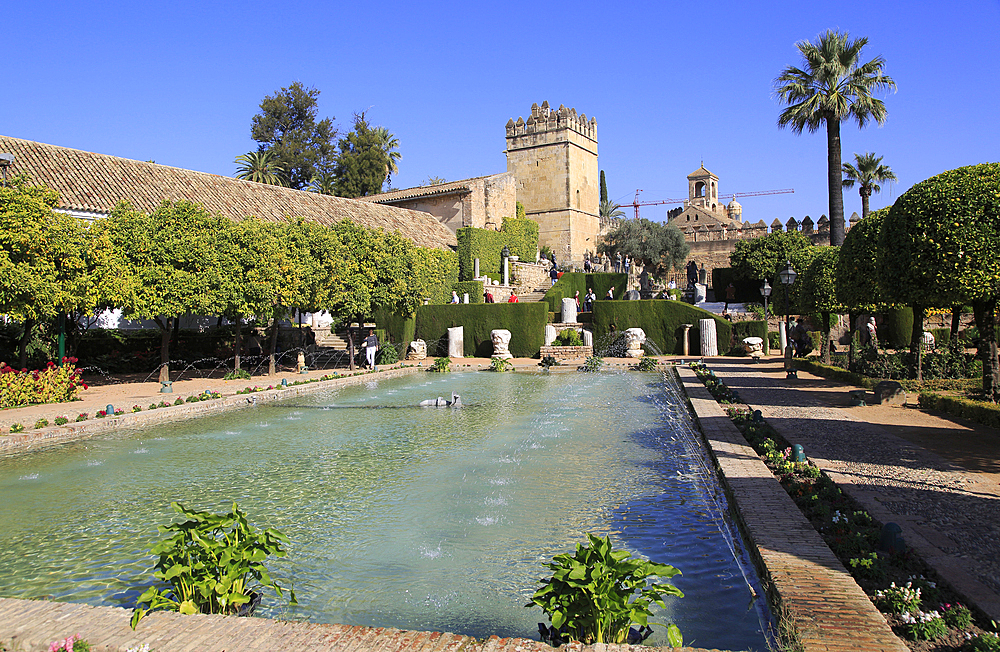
694 181 705 198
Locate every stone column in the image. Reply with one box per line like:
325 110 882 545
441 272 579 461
474 258 480 278
463 293 469 304
544 324 557 346
694 283 707 303
448 327 464 358
503 257 509 286
582 330 593 347
778 321 787 352
561 297 577 323
681 324 692 356
699 319 718 357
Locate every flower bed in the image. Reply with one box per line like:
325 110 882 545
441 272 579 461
0 358 86 409
690 362 1000 652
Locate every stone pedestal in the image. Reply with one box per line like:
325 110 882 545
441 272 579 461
448 327 464 358
624 328 646 358
694 283 707 304
490 329 513 360
681 324 692 356
463 293 469 304
544 324 557 346
561 298 577 323
699 319 718 357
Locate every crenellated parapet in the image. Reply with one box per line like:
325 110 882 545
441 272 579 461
505 101 598 142
677 215 848 244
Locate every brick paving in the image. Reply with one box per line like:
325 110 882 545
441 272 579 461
706 358 1000 623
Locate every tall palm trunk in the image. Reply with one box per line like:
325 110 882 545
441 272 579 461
826 117 846 246
860 188 871 219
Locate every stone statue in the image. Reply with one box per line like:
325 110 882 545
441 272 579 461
866 318 878 348
406 339 427 360
491 329 513 360
623 328 646 358
419 393 462 407
686 260 698 288
742 336 764 360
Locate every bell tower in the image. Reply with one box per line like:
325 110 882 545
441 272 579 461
686 164 721 215
505 101 599 264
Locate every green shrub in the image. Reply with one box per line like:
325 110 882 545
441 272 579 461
130 501 295 628
918 392 1000 429
34 418 49 429
582 356 603 372
223 369 251 380
591 300 732 356
376 345 398 365
637 356 658 371
543 272 626 314
10 423 24 433
488 357 513 372
883 307 913 350
456 218 538 282
54 416 69 426
527 533 683 646
555 330 583 346
453 280 485 304
538 355 560 368
429 357 450 373
969 632 1000 652
930 328 951 346
414 303 547 358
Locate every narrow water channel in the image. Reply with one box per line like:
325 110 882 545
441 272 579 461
0 369 770 650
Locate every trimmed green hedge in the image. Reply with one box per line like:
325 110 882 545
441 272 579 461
455 217 539 281
543 272 627 314
373 310 416 350
930 328 951 346
732 321 768 353
414 303 548 357
883 307 913 350
453 280 485 304
590 300 732 355
918 391 1000 429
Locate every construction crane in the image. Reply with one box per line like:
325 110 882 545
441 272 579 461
625 188 795 220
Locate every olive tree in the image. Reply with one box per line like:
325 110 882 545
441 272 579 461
878 163 1000 400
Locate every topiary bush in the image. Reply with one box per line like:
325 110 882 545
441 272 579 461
414 303 547 358
591 300 732 355
543 273 626 315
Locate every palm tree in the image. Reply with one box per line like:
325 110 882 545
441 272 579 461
842 152 897 218
599 198 626 231
774 30 896 246
373 126 401 186
234 150 287 186
308 171 337 195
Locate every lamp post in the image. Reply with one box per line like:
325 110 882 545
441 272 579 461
760 280 772 320
778 261 797 370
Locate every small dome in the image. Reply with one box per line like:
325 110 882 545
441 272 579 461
727 199 742 210
726 199 743 222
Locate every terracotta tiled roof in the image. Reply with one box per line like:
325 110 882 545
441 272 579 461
687 164 716 179
0 135 456 251
363 174 502 203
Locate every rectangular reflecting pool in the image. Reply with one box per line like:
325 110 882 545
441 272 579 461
0 370 771 650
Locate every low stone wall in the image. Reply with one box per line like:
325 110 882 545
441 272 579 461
512 260 548 292
540 345 592 360
0 366 422 454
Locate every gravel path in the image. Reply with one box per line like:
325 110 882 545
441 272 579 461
709 358 1000 620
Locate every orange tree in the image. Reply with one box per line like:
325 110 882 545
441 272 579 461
878 163 1000 400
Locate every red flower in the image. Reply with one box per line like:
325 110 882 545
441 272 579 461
82 383 89 390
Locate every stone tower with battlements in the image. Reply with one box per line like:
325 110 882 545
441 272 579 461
505 101 599 265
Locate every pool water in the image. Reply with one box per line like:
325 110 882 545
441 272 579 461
0 370 770 650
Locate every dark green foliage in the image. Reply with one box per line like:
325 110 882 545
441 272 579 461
332 113 393 197
543 273 626 314
500 216 539 261
711 268 766 303
729 230 812 282
600 170 608 204
591 300 732 355
930 328 951 346
883 308 913 350
453 281 485 304
376 345 398 365
372 309 416 351
74 328 243 373
918 392 1000 429
596 218 689 280
555 329 584 346
455 218 540 281
731 321 768 353
837 208 888 310
414 303 548 357
250 82 336 190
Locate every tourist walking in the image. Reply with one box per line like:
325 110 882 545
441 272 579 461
364 329 379 369
550 266 559 286
584 288 596 312
623 256 631 277
507 291 519 303
450 290 460 304
583 254 592 273
724 283 735 312
484 289 494 303
614 251 622 273
574 290 581 309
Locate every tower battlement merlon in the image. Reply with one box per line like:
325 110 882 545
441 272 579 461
505 102 597 141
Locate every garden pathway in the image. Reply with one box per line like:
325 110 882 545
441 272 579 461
708 358 1000 622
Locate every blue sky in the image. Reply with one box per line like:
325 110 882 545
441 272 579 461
4 0 999 224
